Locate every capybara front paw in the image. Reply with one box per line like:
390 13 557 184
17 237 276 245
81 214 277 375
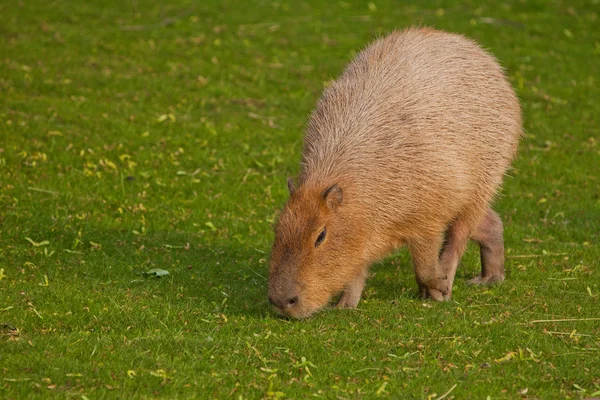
336 291 361 309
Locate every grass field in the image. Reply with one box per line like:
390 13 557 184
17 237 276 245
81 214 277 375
1 0 599 398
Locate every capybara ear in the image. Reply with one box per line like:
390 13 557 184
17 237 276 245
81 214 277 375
322 184 343 209
287 178 296 195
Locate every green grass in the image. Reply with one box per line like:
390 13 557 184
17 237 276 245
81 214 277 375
1 0 599 398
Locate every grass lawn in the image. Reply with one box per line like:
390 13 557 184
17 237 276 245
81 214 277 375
1 0 599 398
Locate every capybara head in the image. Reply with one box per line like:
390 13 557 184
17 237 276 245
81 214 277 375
268 180 364 318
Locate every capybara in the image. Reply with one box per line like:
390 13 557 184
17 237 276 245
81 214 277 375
268 27 522 318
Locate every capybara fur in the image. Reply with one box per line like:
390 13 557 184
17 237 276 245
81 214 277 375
268 27 522 318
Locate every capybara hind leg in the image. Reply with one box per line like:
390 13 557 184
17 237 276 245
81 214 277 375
337 268 367 308
468 208 505 285
408 236 450 301
438 216 473 295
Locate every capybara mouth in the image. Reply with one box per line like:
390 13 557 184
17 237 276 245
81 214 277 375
270 305 310 319
269 296 327 319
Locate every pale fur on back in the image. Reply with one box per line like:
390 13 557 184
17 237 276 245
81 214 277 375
299 27 521 256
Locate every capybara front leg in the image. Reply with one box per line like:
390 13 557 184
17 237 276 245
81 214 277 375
408 236 450 301
468 208 505 285
337 268 367 309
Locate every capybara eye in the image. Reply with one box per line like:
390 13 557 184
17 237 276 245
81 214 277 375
315 227 327 247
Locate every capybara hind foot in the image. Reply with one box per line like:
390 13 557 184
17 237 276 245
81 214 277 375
469 208 506 287
467 274 504 286
419 281 451 301
410 236 452 302
417 272 451 301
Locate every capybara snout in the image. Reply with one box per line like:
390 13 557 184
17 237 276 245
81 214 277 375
269 27 522 318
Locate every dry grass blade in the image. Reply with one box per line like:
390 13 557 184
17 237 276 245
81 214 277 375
509 253 568 258
530 318 600 324
436 384 458 400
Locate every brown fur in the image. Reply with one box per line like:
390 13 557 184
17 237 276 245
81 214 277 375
268 28 522 318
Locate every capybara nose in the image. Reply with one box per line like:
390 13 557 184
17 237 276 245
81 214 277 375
268 293 299 310
287 295 299 307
